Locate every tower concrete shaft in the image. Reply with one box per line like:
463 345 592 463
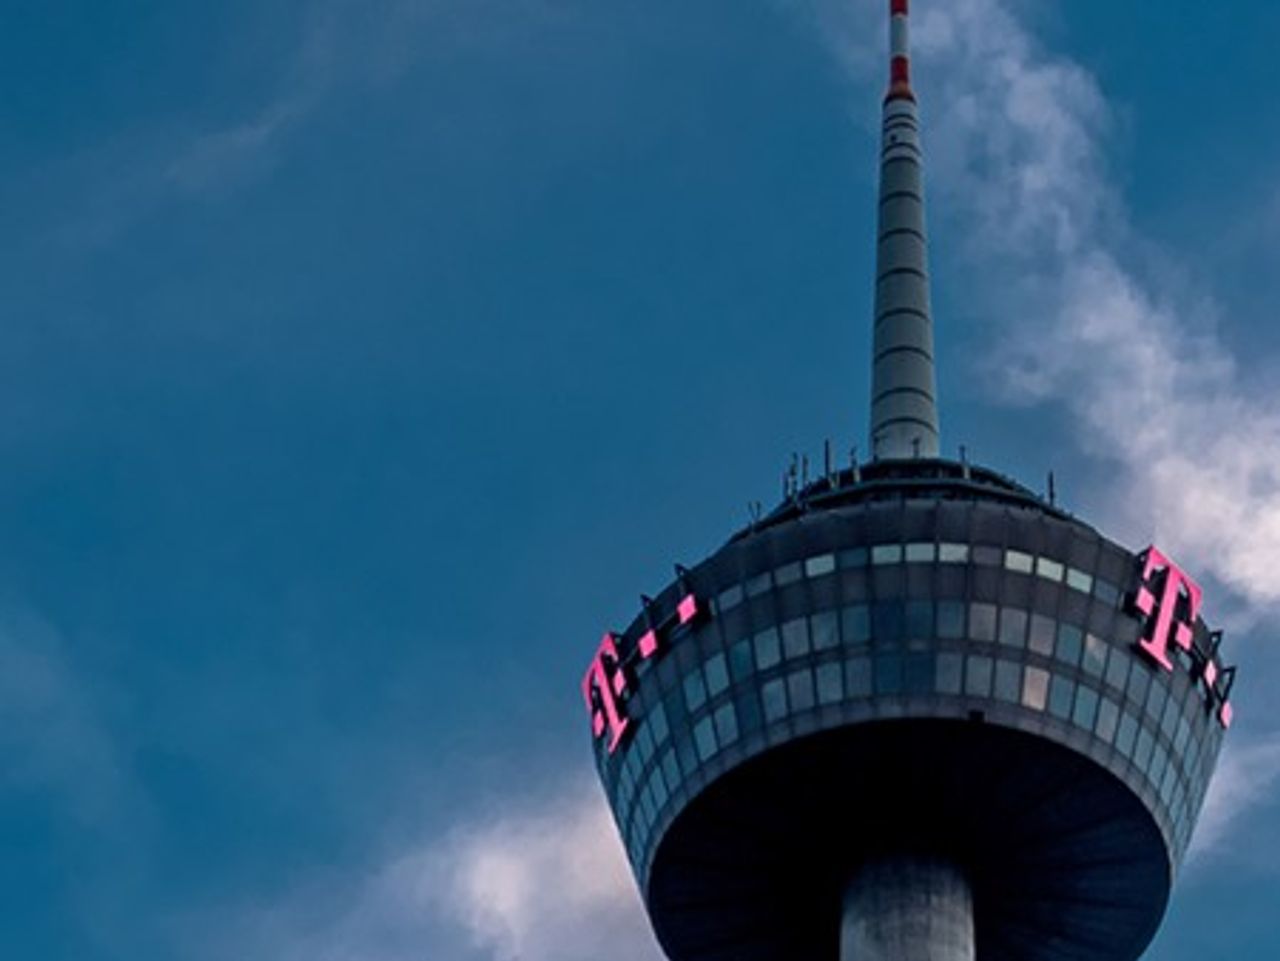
841 857 975 961
870 0 940 460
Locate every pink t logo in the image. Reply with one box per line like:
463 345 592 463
1133 546 1202 672
582 633 630 754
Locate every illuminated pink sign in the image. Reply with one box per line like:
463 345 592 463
1130 545 1233 729
583 588 704 754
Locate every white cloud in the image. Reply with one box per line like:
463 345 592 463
224 778 661 961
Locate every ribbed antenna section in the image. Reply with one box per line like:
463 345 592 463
870 0 940 460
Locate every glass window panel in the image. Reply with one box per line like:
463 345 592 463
694 716 718 762
729 639 754 682
999 608 1028 648
939 543 969 563
762 679 787 723
1175 716 1191 754
973 545 1002 566
746 571 772 596
994 660 1022 703
1135 728 1155 771
869 542 902 567
737 689 763 736
1161 696 1179 738
676 734 697 777
840 547 868 568
661 748 679 791
811 611 839 651
904 653 934 694
938 601 965 639
684 670 707 712
1083 634 1107 678
1095 697 1120 743
776 561 803 586
1005 550 1034 573
1049 675 1075 720
1029 614 1056 656
845 656 872 698
650 703 670 745
754 628 781 671
966 656 994 698
1066 568 1094 593
873 602 904 643
635 721 654 764
1126 664 1151 708
806 553 837 578
936 653 963 695
906 601 933 639
716 584 744 613
782 618 810 660
1022 667 1050 711
705 653 729 698
1116 711 1139 757
875 653 905 696
1073 685 1100 731
1145 681 1168 724
842 605 871 644
1150 744 1169 786
1036 557 1065 582
969 603 997 642
1056 624 1083 667
787 669 815 712
905 542 935 563
1095 580 1121 606
713 702 739 747
817 662 843 704
1105 648 1131 691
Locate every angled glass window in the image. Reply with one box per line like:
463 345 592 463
650 702 670 745
1094 580 1121 606
729 639 754 682
1066 568 1093 594
1022 667 1050 711
746 571 773 597
1005 550 1034 574
904 653 934 694
1095 697 1120 744
713 702 739 747
939 543 969 563
1116 711 1139 757
965 655 994 698
811 611 839 651
998 608 1028 648
875 653 905 696
787 669 816 712
782 618 810 660
762 679 787 724
1125 664 1151 709
905 542 935 563
1106 647 1131 692
845 656 872 698
716 584 744 613
936 652 963 695
842 605 871 645
938 601 965 639
1083 633 1107 678
805 553 836 578
969 603 997 642
905 601 933 639
817 661 843 704
1073 685 1100 731
694 716 718 762
776 561 803 586
661 748 680 795
1036 557 1065 582
1048 675 1075 720
873 602 905 643
705 653 729 699
872 544 903 565
754 628 781 671
684 670 707 712
840 547 868 568
1028 614 1055 657
972 545 1002 566
1055 624 1083 668
994 659 1022 704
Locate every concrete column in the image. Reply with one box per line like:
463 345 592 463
840 857 975 961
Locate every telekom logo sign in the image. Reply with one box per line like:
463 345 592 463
584 592 702 754
1131 546 1233 729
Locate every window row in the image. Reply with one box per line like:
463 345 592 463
712 545 1124 618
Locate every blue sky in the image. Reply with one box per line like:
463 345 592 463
1 1 1278 959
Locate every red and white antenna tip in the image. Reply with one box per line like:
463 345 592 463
886 0 915 103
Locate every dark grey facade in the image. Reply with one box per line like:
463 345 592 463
589 461 1229 961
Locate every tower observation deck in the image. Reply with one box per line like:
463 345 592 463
580 4 1235 960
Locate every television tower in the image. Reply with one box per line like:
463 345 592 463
581 3 1235 959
